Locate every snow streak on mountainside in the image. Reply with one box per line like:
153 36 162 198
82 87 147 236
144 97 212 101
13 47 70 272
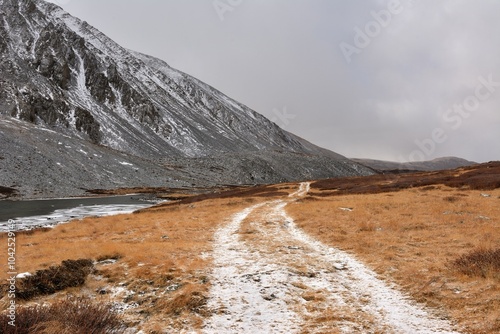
0 0 373 198
1 0 316 158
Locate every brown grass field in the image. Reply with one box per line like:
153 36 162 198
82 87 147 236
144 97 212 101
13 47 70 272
0 162 499 333
288 186 500 333
0 195 255 332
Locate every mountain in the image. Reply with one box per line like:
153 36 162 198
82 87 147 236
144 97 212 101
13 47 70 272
351 157 477 173
0 0 373 199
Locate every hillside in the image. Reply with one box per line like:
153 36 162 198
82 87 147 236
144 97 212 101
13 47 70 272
0 0 372 199
352 157 477 173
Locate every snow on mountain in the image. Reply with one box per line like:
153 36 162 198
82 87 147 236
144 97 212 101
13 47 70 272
0 0 373 199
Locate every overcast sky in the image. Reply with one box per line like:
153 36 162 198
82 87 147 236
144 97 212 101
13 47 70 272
46 0 499 163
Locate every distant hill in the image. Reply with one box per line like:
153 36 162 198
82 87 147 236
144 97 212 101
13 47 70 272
351 157 477 173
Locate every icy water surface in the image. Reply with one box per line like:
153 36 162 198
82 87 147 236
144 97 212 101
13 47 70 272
0 195 157 232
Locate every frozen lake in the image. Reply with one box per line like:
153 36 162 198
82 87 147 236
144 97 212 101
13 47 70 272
0 195 157 232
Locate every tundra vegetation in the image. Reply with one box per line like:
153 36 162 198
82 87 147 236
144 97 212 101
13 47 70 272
0 162 499 333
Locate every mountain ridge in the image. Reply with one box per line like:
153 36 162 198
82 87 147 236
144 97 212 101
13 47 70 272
1 0 328 158
0 0 373 199
351 157 477 173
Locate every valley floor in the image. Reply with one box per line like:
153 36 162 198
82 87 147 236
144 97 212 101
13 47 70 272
1 163 499 333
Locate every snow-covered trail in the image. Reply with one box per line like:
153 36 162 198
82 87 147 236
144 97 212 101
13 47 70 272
204 183 460 333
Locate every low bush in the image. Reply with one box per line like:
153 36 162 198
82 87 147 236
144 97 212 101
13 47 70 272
15 259 94 300
0 297 124 334
453 248 500 279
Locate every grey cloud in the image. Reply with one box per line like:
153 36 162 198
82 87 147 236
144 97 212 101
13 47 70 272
45 0 500 162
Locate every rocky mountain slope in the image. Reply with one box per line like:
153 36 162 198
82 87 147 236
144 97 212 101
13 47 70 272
351 157 477 173
0 0 372 199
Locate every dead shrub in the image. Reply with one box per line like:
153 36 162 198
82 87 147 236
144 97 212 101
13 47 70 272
453 248 500 279
12 259 94 300
443 196 460 203
0 297 124 334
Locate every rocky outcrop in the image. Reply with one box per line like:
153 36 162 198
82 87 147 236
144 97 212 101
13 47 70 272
33 23 74 90
74 107 100 143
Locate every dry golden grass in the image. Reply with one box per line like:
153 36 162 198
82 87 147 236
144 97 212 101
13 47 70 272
0 196 259 332
0 164 498 332
288 186 500 334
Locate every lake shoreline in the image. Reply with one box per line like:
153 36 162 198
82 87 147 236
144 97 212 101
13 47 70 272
0 194 161 232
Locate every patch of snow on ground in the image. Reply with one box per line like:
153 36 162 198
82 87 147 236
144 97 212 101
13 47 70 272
203 204 303 333
203 183 460 333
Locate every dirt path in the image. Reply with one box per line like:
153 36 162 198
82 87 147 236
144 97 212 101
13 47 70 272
203 183 460 333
